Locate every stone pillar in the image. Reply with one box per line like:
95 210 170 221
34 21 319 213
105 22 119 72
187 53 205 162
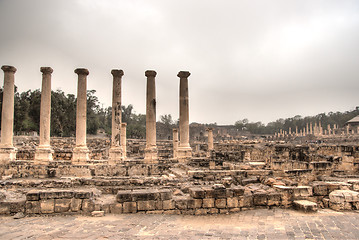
289 127 292 135
121 123 127 159
34 67 54 164
0 66 17 163
109 69 124 164
144 70 158 163
207 128 214 151
310 122 313 135
173 129 178 159
295 126 298 136
347 125 350 135
177 71 192 160
327 124 331 135
306 123 309 135
72 68 90 164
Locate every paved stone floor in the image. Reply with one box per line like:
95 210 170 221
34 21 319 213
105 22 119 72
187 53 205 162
1 209 359 239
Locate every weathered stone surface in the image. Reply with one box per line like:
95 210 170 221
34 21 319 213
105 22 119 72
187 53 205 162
293 200 318 212
215 199 226 209
91 211 105 217
55 199 71 213
203 198 215 208
137 200 156 211
123 202 137 213
40 199 54 213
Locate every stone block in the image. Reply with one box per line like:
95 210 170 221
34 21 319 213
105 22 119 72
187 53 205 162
213 189 227 199
189 187 205 199
137 200 156 211
74 190 93 199
26 190 40 201
219 209 229 214
159 189 172 200
162 200 175 210
163 210 181 215
187 199 202 209
155 200 163 210
0 203 10 214
238 194 253 208
203 187 214 198
71 198 82 212
91 211 105 217
267 193 281 206
195 208 209 215
181 209 195 215
132 189 160 201
39 190 58 199
292 186 313 199
123 202 137 213
55 199 71 213
116 190 132 203
232 186 245 196
227 197 239 208
253 192 267 206
293 200 318 212
26 201 40 214
209 208 219 214
82 199 95 213
174 197 188 210
8 200 26 214
110 203 123 214
312 182 329 196
203 198 215 208
229 208 241 213
215 199 227 209
40 199 55 214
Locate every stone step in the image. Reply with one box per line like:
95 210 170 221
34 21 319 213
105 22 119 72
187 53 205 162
293 200 318 212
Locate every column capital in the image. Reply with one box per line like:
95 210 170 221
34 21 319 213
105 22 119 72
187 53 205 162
206 127 213 131
74 68 89 75
111 69 124 77
121 122 127 127
177 71 190 78
145 70 157 77
40 67 53 74
1 65 16 73
173 128 178 133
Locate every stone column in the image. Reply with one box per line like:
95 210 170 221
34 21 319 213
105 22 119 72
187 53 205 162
34 67 54 164
207 128 214 151
310 122 313 135
327 124 331 135
306 123 309 135
72 68 90 164
144 70 158 163
177 71 192 161
289 127 292 135
357 126 359 135
109 69 124 164
347 125 350 135
173 128 178 159
0 65 17 163
295 126 298 136
121 123 127 159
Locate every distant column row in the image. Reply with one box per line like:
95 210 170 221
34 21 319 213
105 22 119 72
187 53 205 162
0 66 192 164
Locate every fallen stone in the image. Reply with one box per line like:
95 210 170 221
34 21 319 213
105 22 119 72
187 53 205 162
91 211 105 217
293 200 318 212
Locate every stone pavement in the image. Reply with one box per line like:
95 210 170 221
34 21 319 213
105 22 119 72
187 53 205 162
1 209 359 239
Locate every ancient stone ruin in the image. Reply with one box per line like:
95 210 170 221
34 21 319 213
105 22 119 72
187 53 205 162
1 65 359 217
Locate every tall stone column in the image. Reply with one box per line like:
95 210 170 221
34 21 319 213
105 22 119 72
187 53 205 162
109 69 124 164
207 128 214 151
0 65 17 163
177 71 192 161
34 67 54 164
72 68 90 164
310 122 313 135
306 123 309 135
121 123 127 159
173 128 178 159
295 126 298 136
144 70 158 163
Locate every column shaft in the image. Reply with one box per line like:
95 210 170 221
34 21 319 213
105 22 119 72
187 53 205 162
72 68 90 164
109 70 124 164
144 70 158 163
35 67 54 164
0 65 17 163
173 129 178 159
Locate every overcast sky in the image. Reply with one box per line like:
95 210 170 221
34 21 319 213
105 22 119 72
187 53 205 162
0 0 358 125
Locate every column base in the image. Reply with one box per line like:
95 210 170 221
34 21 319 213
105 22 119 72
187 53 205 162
72 146 90 165
0 146 16 164
177 146 192 163
34 146 54 165
144 147 158 164
108 147 124 165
